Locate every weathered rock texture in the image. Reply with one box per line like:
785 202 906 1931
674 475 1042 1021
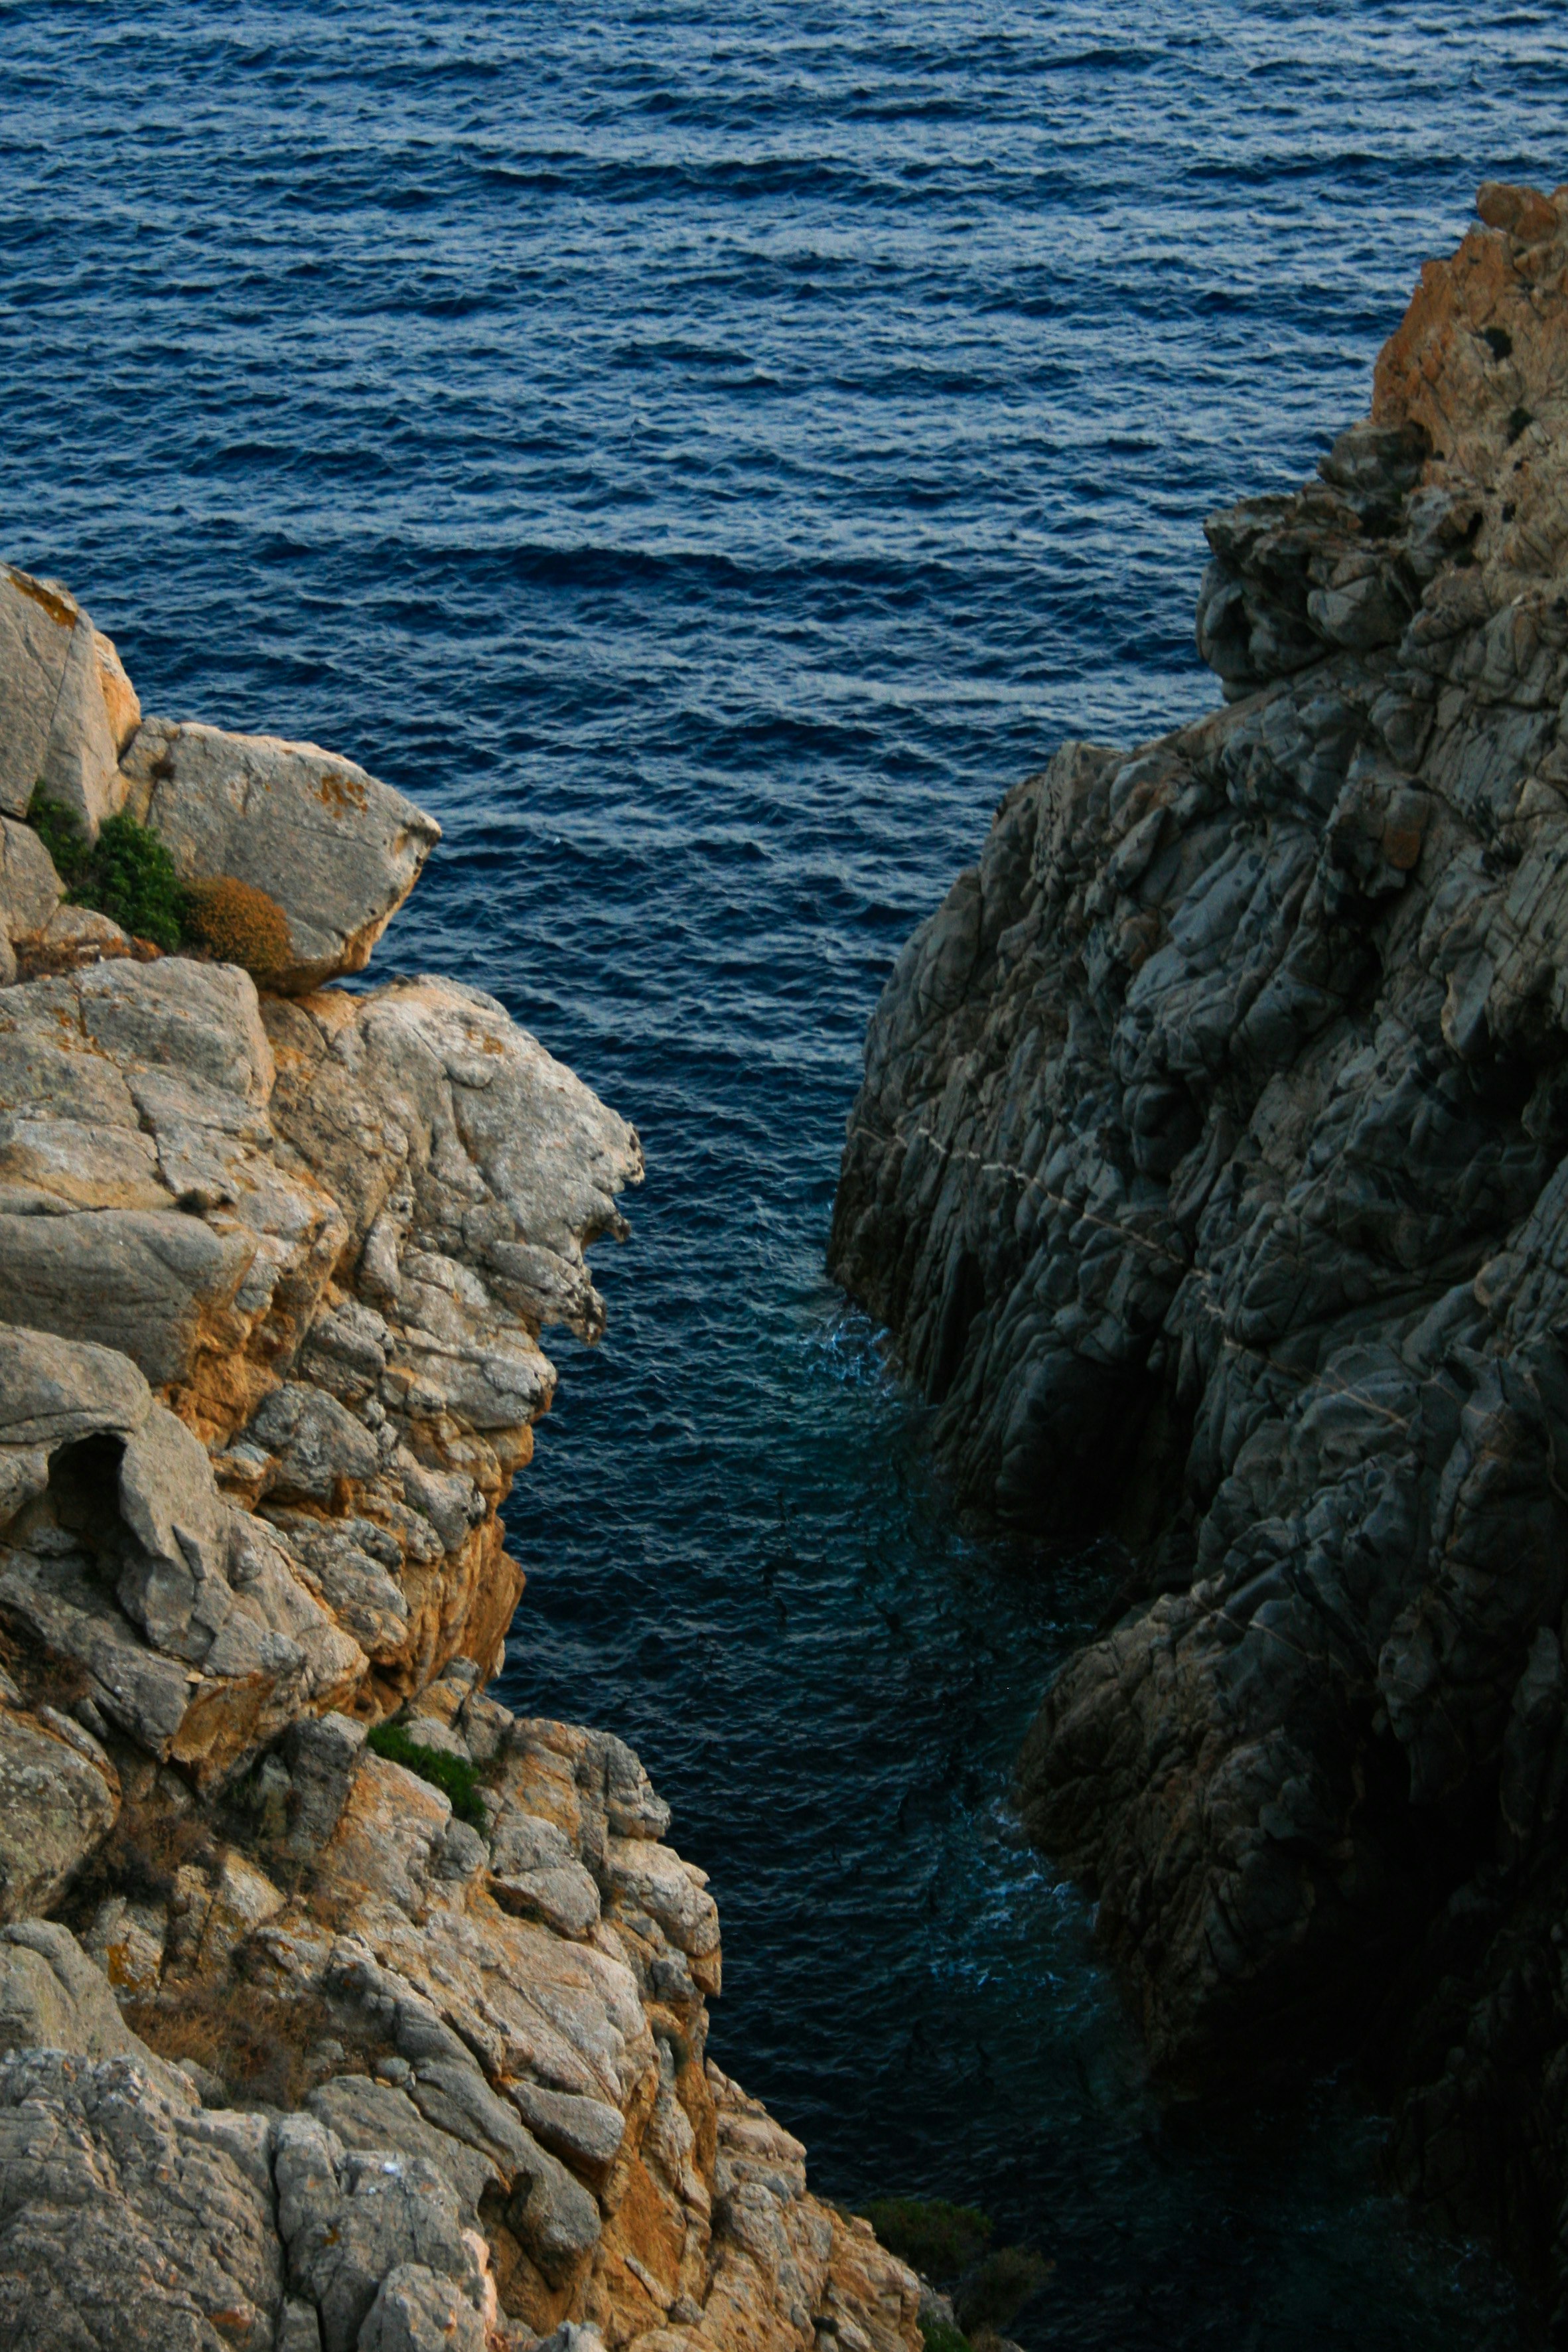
831 184 1568 2319
0 579 919 2352
120 721 441 992
0 566 140 842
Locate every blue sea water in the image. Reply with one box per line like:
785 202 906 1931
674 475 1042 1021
3 3 1567 2341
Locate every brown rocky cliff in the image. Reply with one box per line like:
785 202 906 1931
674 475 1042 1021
829 184 1568 2323
0 595 921 2352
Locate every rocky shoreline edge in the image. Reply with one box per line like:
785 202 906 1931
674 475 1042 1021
0 563 922 2352
831 183 1568 2326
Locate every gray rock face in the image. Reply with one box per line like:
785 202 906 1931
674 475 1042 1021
0 1921 148 2062
829 185 1568 2312
274 2115 483 2352
508 2079 624 2176
0 566 138 841
0 2049 281 2351
285 1712 370 1854
306 2075 498 2227
0 818 62 982
357 2264 486 2352
0 1710 119 1922
488 1810 603 1939
121 717 440 992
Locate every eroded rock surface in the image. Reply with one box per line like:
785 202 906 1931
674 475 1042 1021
0 568 918 2350
831 184 1568 2316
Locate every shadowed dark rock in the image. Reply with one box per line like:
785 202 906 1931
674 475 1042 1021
831 183 1568 2321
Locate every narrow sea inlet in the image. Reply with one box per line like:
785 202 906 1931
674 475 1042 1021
3 3 1563 2341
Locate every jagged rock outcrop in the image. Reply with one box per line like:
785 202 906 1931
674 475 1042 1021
0 579 920 2352
831 184 1568 2319
0 566 141 841
0 561 437 986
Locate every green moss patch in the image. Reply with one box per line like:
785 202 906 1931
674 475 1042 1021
366 1720 488 1828
28 787 187 951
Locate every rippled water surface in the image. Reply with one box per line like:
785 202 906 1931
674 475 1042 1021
5 3 1567 2341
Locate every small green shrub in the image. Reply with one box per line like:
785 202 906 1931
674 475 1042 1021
918 2321 970 2352
953 2247 1053 2335
366 1720 487 1828
27 787 186 950
86 812 188 948
859 2199 992 2284
28 785 88 887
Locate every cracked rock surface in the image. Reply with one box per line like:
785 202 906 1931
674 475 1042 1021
0 576 920 2352
830 183 1568 2319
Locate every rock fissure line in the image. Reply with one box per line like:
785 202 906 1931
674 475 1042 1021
852 1117 1435 1437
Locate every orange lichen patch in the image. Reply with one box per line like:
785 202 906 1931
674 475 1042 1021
1383 821 1426 873
362 1516 524 1717
184 873 294 982
482 2216 573 2331
823 2211 924 2350
165 1352 276 1451
93 628 142 756
336 906 396 977
1372 185 1568 480
169 1672 275 1787
597 2156 687 2309
319 767 370 816
1374 228 1519 441
3 565 76 627
1477 179 1563 242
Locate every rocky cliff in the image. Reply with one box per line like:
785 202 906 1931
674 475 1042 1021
0 563 920 2352
831 184 1568 2319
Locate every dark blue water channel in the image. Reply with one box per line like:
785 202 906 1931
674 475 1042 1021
4 5 1567 2340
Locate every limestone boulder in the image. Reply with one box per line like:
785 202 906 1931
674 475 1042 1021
0 1327 363 1777
0 959 346 1428
265 975 644 1352
506 2079 623 2177
0 1321 151 1451
306 2075 500 2227
358 2264 487 2352
488 1811 601 1940
121 717 441 992
601 1838 719 1962
0 565 139 841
